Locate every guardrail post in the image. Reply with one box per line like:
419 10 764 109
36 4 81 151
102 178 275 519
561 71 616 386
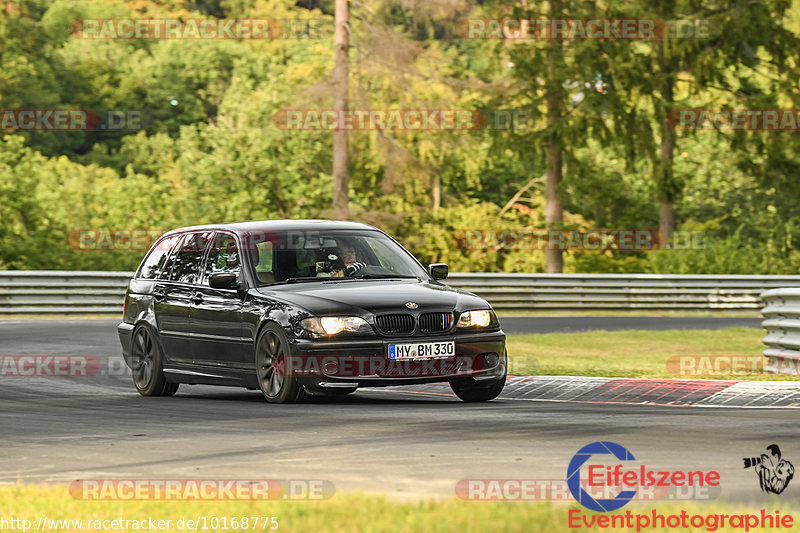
760 288 800 376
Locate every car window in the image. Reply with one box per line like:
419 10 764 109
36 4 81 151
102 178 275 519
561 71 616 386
255 241 273 273
365 238 402 271
137 234 179 280
166 232 212 284
296 247 317 273
256 230 427 283
202 233 241 285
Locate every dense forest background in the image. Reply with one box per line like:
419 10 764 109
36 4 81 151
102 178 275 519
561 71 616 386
2 0 800 273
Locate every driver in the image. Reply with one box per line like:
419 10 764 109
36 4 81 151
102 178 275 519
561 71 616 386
336 242 367 277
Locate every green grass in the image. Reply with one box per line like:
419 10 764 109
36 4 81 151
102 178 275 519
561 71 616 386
506 327 800 380
1 485 795 533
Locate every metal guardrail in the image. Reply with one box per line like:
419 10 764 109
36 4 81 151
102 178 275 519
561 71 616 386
2 271 800 315
0 271 133 314
760 288 800 375
446 273 800 311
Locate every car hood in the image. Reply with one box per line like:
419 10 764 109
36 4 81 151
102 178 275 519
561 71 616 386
254 279 489 316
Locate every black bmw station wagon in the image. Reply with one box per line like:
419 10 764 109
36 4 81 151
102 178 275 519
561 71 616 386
118 220 507 403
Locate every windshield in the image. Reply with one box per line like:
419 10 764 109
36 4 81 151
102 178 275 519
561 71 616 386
247 230 428 285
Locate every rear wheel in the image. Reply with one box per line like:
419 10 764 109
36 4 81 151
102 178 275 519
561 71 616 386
131 324 179 397
450 374 505 402
255 324 307 404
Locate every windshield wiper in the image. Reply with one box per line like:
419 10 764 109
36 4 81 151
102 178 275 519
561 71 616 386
351 274 419 280
285 277 328 283
263 274 419 286
262 277 325 286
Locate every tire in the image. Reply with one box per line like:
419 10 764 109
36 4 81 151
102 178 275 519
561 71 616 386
450 374 506 402
255 323 307 404
130 324 179 397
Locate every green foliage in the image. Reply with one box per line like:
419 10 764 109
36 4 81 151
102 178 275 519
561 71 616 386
1 0 800 273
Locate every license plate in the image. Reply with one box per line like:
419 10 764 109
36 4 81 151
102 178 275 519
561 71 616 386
388 341 455 360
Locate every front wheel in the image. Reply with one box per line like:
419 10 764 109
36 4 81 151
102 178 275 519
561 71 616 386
450 374 506 402
130 324 179 397
255 324 307 404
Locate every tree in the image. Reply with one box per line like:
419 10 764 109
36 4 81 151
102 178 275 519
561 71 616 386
543 0 565 273
332 0 349 219
492 0 612 272
603 0 800 245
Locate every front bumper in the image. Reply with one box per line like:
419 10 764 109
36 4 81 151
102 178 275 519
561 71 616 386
290 330 506 389
117 322 134 368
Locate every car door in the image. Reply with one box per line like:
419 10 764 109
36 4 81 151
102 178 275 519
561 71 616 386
154 231 212 364
190 231 248 369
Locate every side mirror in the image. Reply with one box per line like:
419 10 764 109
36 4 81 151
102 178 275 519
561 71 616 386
209 272 239 290
428 263 448 280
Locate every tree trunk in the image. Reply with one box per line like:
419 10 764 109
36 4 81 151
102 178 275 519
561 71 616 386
432 172 441 213
657 0 676 247
659 201 674 247
545 139 563 273
332 0 349 220
544 0 564 273
658 73 676 248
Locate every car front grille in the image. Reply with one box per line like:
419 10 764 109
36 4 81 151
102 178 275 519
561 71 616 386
374 313 415 335
419 312 453 334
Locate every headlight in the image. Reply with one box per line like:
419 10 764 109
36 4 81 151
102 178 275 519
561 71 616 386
301 316 372 336
457 309 496 328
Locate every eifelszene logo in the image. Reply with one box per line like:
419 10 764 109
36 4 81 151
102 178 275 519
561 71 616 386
567 441 721 512
743 444 795 495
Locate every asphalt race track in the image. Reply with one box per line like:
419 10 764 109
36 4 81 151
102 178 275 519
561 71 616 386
1 318 795 504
